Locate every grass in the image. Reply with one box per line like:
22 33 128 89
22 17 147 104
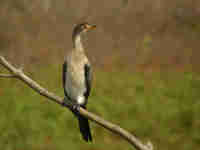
0 65 200 150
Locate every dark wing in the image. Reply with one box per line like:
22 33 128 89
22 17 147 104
84 64 92 99
63 61 68 96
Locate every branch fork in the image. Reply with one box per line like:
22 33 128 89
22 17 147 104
0 56 153 150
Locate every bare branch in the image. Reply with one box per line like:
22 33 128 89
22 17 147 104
0 74 16 78
0 56 153 150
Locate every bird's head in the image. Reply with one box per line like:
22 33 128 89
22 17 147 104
72 22 96 38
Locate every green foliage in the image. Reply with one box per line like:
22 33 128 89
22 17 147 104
0 66 200 150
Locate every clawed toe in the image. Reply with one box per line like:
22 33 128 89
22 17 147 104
72 104 80 112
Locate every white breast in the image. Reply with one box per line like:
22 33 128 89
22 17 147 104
77 95 85 105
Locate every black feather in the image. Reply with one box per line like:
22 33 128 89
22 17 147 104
84 64 92 99
62 62 67 94
77 108 92 142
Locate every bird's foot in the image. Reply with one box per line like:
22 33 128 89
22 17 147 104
62 98 81 114
72 104 81 113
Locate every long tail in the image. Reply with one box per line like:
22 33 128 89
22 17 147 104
64 96 92 142
77 113 92 142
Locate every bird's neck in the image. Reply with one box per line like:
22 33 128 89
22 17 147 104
73 34 84 51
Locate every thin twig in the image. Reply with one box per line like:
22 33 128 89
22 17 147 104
0 56 153 150
0 74 16 78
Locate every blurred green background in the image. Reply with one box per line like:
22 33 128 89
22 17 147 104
0 0 200 150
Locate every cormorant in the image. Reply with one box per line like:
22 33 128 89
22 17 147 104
63 22 96 142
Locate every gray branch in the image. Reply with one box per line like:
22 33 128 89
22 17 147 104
0 56 153 150
0 74 16 78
